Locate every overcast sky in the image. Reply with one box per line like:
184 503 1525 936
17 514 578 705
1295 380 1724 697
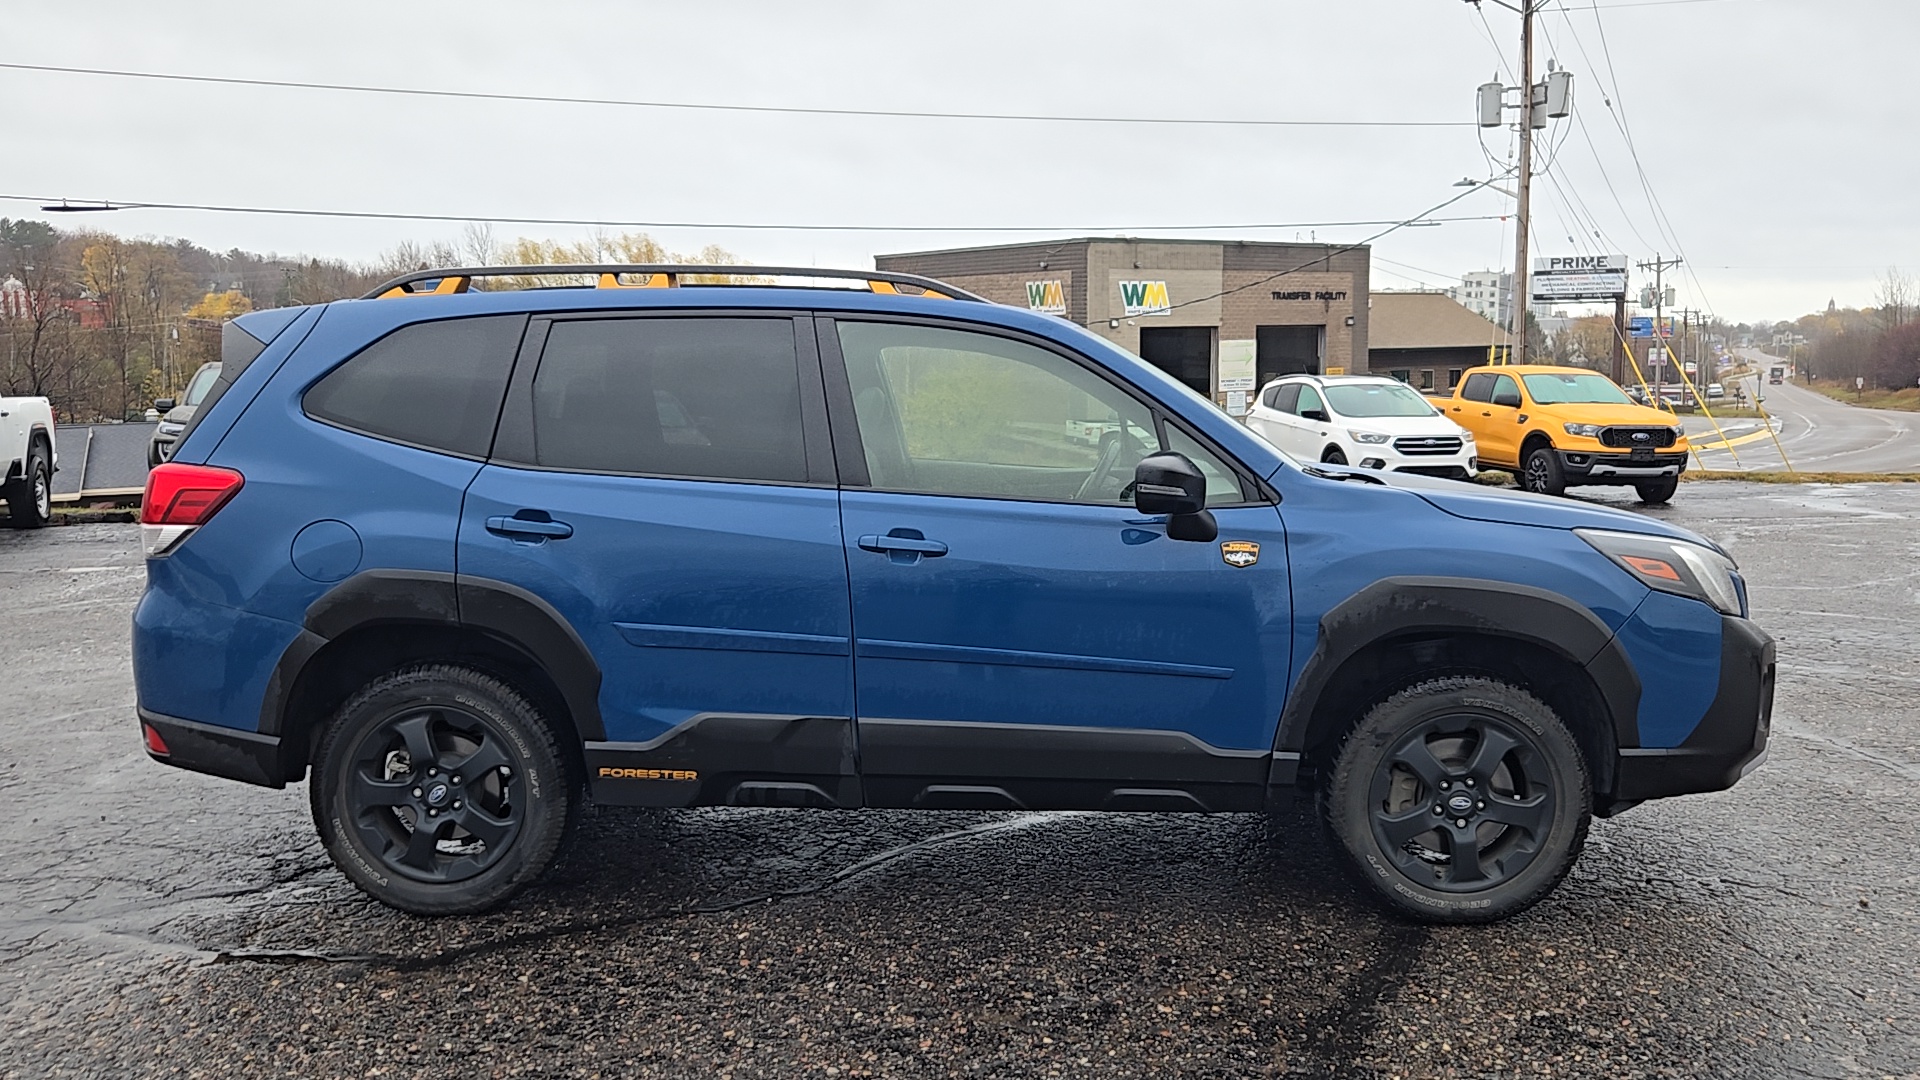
3 0 1908 323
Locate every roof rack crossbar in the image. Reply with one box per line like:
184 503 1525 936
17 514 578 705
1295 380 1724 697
364 264 988 303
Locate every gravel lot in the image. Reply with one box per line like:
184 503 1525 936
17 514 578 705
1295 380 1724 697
2 484 1915 1079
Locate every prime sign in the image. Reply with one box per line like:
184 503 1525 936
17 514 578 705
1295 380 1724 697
1531 254 1628 302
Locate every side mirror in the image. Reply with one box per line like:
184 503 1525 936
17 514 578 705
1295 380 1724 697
1133 452 1207 517
1490 391 1521 408
1300 408 1330 423
154 398 176 412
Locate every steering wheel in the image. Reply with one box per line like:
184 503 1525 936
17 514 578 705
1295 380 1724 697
1073 430 1136 503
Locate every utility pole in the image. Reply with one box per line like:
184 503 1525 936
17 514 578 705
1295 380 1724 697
1469 0 1571 368
1638 255 1681 400
1513 1 1535 366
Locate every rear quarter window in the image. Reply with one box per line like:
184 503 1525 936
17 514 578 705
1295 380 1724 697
303 315 526 458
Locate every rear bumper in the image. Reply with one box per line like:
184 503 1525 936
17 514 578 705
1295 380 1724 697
1610 615 1774 805
139 708 288 788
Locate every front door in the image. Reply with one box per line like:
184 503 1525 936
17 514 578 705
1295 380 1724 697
823 317 1291 812
460 313 857 808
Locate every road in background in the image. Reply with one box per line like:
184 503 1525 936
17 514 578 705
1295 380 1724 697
1689 349 1920 473
2 503 1916 1079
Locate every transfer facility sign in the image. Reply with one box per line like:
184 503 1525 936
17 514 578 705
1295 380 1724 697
1531 254 1628 302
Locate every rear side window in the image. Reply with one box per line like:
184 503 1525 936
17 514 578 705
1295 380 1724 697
304 315 524 458
1460 372 1495 403
528 317 806 483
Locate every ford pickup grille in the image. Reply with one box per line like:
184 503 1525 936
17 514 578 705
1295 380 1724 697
1600 426 1677 448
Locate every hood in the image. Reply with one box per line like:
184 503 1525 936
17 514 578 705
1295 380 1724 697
1339 413 1471 437
1531 401 1684 428
163 404 198 426
1299 465 1715 548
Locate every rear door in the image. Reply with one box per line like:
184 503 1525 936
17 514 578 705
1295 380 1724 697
461 312 857 808
823 316 1291 812
1244 382 1301 454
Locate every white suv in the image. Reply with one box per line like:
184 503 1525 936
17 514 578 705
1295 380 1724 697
1244 375 1477 480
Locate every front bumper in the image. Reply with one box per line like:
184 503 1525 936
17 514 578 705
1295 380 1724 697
1611 615 1774 804
1354 448 1478 479
1559 449 1688 484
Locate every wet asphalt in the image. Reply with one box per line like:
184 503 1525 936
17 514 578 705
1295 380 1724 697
1 485 1916 1079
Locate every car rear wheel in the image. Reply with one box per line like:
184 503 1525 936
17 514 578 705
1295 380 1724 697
1522 444 1565 496
1635 476 1679 504
1323 676 1591 923
4 447 52 529
311 664 576 915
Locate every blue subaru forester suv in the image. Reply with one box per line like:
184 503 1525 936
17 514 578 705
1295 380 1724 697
134 265 1773 923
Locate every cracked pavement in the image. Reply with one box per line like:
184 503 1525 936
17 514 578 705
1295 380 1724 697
1 485 1916 1078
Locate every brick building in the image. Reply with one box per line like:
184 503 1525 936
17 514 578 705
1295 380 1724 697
874 238 1369 418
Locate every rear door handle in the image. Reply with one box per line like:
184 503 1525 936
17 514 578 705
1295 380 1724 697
486 514 574 540
858 533 948 556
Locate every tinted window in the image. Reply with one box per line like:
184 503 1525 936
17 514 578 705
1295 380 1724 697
530 318 805 483
837 322 1159 504
1267 383 1300 412
1460 372 1496 402
305 315 523 458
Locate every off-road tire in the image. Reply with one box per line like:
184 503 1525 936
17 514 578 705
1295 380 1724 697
4 445 52 529
1323 676 1591 924
1635 476 1679 505
311 664 576 915
1521 444 1566 497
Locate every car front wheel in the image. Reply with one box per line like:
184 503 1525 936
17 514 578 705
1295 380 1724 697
1522 444 1565 496
311 664 577 915
1323 676 1591 923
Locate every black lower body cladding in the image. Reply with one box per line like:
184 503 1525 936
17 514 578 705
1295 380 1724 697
1612 615 1774 802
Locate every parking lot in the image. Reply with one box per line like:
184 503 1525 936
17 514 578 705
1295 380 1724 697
2 483 1916 1079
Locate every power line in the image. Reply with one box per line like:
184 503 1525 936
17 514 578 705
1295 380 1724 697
1 193 1507 235
0 61 1472 130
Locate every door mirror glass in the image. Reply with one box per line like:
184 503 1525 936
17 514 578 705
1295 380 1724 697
1133 451 1207 517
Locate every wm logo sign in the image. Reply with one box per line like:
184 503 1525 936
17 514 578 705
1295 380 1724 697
1118 280 1171 316
1025 280 1067 315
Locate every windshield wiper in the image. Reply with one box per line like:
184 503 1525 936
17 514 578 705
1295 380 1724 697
1301 464 1386 485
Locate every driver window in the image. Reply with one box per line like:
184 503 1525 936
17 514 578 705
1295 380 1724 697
1491 374 1521 406
1295 385 1326 418
837 321 1160 504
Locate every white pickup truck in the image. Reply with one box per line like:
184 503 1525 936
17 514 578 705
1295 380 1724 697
1 396 56 528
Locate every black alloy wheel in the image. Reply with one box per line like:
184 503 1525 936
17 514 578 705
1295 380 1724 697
312 665 575 914
1325 676 1590 923
1522 445 1565 496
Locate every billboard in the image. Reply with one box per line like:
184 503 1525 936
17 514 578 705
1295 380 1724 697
1531 254 1628 302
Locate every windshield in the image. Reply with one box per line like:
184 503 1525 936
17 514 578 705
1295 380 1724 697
1522 372 1632 405
1323 383 1439 418
182 363 223 406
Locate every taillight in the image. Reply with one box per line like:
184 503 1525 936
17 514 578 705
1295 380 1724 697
142 722 171 756
141 463 244 557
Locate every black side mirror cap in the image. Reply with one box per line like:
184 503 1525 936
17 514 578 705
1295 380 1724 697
1491 393 1521 408
1133 452 1207 517
1166 509 1218 542
1301 409 1330 423
154 398 176 411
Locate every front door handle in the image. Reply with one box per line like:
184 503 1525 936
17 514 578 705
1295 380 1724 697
486 513 574 540
858 533 949 557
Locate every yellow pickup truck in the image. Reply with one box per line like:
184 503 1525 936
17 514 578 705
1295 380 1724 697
1439 365 1690 503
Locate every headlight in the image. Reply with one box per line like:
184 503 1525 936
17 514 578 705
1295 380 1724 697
1671 425 1685 440
1348 430 1391 444
1459 430 1475 441
157 422 185 437
1563 423 1602 437
1575 528 1744 616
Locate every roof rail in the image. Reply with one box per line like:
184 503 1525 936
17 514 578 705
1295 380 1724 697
362 264 989 303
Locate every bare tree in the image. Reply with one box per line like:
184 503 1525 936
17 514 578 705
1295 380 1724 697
1875 266 1914 332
